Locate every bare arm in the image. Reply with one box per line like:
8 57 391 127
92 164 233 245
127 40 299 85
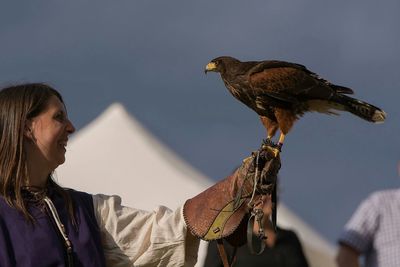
336 244 360 267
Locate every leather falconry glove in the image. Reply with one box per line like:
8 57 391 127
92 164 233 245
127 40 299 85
183 145 281 266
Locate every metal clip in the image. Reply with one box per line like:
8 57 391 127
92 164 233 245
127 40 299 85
253 208 266 240
247 206 266 255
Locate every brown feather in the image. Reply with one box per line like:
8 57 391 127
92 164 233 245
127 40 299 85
260 116 279 137
205 56 386 141
274 108 298 135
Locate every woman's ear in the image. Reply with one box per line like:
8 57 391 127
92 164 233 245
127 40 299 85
24 120 35 141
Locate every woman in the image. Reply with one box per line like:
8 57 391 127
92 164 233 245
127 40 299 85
0 83 279 267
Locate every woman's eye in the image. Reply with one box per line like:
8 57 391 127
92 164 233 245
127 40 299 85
54 112 66 122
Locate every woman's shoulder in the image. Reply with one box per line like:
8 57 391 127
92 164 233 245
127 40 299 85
63 188 94 206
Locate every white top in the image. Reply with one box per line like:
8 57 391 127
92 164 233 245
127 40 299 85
93 194 200 267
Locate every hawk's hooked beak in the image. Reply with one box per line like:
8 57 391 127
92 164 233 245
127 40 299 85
205 62 217 74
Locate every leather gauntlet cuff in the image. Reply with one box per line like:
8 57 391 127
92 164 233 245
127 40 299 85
183 146 281 246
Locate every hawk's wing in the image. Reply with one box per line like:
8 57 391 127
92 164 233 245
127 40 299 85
247 61 353 104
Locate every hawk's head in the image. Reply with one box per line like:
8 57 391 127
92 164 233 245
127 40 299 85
205 56 240 75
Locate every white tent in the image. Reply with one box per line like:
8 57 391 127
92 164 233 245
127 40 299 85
56 103 336 267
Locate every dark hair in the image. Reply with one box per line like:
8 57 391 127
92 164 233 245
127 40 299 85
0 83 75 223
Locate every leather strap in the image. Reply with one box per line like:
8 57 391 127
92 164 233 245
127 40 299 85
217 239 237 267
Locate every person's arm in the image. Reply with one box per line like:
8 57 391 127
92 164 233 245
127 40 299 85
336 244 360 267
337 192 381 267
92 194 200 267
92 146 279 267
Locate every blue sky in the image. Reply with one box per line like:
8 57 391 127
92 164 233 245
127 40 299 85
1 0 399 244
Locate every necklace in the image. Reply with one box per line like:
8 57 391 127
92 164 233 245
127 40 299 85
21 186 48 203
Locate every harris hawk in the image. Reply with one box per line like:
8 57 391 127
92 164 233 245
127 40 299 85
205 56 386 155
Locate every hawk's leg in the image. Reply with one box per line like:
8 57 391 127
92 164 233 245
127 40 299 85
262 138 277 147
259 116 282 157
266 134 285 157
277 134 285 149
259 116 278 141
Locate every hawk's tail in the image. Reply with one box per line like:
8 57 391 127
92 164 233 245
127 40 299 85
333 94 386 123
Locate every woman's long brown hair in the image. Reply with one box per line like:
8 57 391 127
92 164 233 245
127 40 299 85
0 83 75 223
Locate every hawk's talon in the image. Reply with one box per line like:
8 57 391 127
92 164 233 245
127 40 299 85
260 144 281 158
261 138 276 146
262 138 276 147
261 139 282 155
270 148 280 158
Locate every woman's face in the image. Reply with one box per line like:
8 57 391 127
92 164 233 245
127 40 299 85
26 95 75 170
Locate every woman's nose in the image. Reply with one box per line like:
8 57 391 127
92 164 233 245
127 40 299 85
66 119 76 134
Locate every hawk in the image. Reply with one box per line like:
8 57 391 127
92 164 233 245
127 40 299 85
205 56 386 154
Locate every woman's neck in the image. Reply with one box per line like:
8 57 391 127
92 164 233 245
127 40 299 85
24 141 52 188
26 156 51 188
